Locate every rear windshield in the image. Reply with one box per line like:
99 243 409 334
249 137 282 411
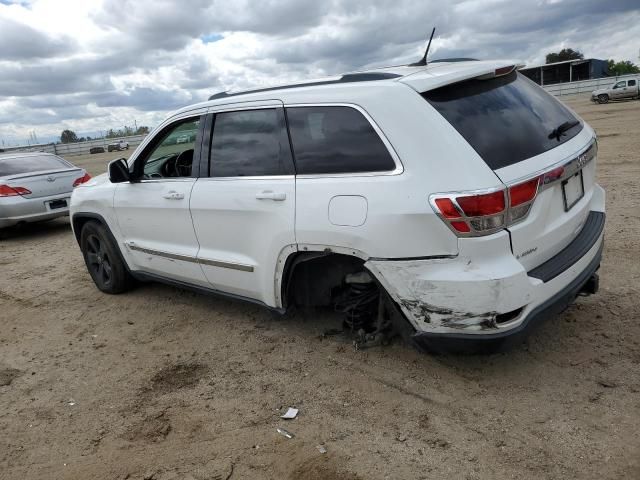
422 72 583 170
0 155 69 176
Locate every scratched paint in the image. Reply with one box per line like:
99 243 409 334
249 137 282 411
366 254 532 334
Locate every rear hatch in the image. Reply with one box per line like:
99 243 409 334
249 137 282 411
414 67 597 271
0 154 82 199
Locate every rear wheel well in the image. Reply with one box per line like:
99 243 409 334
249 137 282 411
281 251 416 345
281 252 367 308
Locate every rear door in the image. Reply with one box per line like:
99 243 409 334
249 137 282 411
113 112 208 286
189 102 296 306
422 71 597 271
624 78 637 98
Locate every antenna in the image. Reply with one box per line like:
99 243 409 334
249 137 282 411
410 27 436 67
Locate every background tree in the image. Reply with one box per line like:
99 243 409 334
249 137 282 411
60 129 78 144
608 59 640 76
105 125 150 138
545 48 584 64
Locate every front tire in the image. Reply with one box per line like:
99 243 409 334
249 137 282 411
80 221 134 294
597 94 609 104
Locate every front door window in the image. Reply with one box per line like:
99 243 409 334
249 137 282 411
139 118 200 179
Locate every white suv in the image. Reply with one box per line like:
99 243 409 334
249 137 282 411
71 60 605 352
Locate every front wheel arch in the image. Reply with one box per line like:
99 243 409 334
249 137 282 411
72 213 130 270
79 219 134 293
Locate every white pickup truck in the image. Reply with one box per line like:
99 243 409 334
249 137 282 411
107 140 130 152
591 77 639 104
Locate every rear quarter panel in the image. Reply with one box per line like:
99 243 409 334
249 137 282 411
285 83 506 259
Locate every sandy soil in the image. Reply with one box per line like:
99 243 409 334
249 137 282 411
1 96 639 480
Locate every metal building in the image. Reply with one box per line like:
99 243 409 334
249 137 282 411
520 58 610 86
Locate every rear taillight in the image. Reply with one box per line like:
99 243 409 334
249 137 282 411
73 173 92 187
0 185 32 197
433 198 460 218
456 190 505 216
431 177 540 237
508 177 540 223
431 189 507 236
542 166 564 186
509 178 539 206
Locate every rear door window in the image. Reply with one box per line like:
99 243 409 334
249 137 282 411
0 154 69 176
628 79 636 86
422 72 583 170
286 106 396 175
210 109 292 177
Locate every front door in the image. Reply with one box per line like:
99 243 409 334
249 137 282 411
611 80 627 99
189 105 296 306
114 114 209 286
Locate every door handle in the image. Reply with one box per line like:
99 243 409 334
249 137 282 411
163 191 185 200
256 191 286 201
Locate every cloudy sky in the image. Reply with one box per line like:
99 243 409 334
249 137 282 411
0 0 639 145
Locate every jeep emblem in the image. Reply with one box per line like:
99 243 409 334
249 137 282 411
576 153 588 168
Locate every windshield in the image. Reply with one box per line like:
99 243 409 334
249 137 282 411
0 154 69 177
422 71 583 170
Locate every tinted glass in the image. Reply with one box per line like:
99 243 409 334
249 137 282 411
286 106 395 174
422 72 583 170
210 109 287 177
0 154 68 176
141 117 200 178
628 79 636 86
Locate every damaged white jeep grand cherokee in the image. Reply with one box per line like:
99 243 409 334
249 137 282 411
71 59 605 352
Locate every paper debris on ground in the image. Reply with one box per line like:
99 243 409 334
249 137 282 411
280 407 298 419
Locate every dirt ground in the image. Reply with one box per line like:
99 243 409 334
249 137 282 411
1 96 639 480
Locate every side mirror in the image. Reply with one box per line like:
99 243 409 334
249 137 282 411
108 158 131 183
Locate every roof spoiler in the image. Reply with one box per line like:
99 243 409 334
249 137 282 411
399 60 526 93
475 64 525 80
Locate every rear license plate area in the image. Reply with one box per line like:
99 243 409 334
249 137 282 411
562 170 584 212
48 199 68 210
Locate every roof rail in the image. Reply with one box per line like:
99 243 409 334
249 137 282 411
430 58 478 63
208 72 402 101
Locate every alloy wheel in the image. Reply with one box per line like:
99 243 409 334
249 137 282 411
86 234 112 285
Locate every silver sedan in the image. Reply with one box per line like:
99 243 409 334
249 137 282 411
0 152 91 228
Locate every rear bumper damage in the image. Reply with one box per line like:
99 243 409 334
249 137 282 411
366 210 605 352
410 241 602 353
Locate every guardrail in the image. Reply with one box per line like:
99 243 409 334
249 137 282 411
1 134 147 157
543 74 639 97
